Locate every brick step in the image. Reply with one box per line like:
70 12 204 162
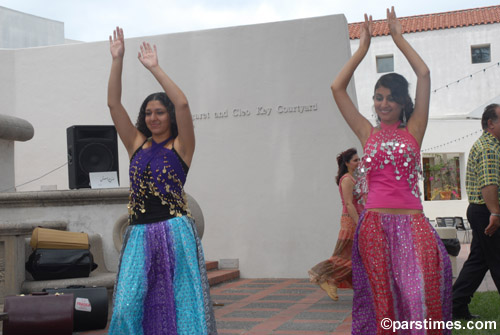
205 260 240 286
207 269 240 286
205 260 219 271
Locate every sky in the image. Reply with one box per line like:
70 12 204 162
0 0 499 42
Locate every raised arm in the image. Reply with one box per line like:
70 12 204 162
138 42 195 166
107 27 144 157
331 14 374 146
387 7 430 146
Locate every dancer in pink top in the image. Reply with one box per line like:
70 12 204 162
331 7 451 334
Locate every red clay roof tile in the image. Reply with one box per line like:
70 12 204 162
348 5 500 39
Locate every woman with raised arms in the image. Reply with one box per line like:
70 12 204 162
107 27 217 334
331 8 452 334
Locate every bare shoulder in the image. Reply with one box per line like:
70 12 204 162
341 174 355 186
128 133 148 159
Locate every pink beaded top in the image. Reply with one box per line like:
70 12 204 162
356 121 423 210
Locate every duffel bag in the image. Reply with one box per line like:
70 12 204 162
44 285 108 331
25 248 98 280
442 238 461 257
3 292 74 335
30 227 89 250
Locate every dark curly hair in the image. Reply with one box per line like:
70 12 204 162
135 92 178 138
374 73 414 125
335 148 357 185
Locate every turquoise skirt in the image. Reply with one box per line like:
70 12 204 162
109 216 217 334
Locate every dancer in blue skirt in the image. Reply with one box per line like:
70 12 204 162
107 26 217 335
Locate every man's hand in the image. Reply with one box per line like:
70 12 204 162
485 215 500 236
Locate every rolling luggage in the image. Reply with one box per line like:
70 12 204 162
44 285 108 331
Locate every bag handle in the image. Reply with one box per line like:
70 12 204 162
66 250 98 272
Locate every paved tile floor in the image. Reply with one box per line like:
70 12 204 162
210 278 352 335
76 279 353 335
77 238 495 335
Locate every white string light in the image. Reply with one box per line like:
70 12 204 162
432 62 500 94
421 129 482 152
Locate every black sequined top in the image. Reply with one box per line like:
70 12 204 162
128 138 190 224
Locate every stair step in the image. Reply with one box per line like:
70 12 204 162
207 269 240 286
206 260 219 271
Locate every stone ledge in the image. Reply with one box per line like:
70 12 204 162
0 188 129 208
0 221 67 236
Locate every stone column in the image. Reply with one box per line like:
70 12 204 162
0 114 34 192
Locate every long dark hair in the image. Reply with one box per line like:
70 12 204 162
374 73 414 124
336 148 357 185
136 92 178 138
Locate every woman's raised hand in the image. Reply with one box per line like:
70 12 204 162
109 27 125 59
138 42 159 70
387 6 402 38
359 14 372 50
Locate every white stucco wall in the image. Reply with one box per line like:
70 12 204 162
0 6 65 48
0 50 15 115
0 50 17 192
351 23 500 119
2 15 360 278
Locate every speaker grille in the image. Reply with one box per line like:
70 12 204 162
79 143 115 173
67 125 119 189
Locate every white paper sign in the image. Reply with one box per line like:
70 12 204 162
89 171 119 189
75 297 92 312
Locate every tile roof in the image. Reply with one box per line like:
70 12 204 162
348 5 500 39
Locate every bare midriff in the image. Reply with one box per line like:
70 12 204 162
367 208 423 215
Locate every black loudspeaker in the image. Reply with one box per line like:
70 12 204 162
67 125 119 189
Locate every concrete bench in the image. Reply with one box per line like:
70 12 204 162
0 221 68 302
22 234 116 318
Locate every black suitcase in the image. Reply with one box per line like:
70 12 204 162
26 248 98 280
44 286 108 331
